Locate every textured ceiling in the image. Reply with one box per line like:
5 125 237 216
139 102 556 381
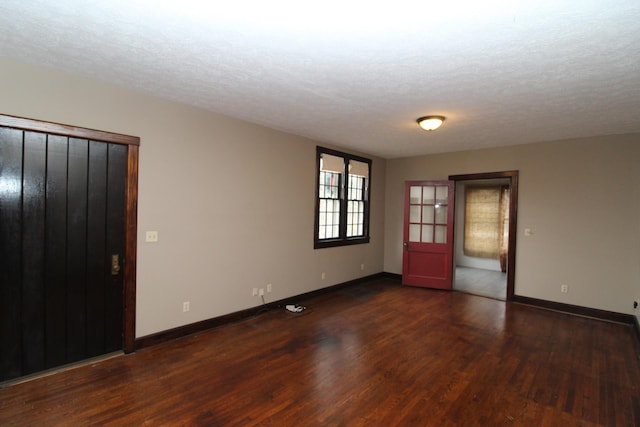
0 0 639 159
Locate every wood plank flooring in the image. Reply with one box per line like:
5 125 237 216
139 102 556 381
1 277 639 426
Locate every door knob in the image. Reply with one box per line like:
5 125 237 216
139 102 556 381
403 242 409 250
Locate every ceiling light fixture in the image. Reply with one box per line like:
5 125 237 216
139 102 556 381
417 115 446 131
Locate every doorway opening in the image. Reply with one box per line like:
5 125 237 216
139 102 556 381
449 171 518 301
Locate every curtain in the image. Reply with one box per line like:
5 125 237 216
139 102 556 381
464 185 510 272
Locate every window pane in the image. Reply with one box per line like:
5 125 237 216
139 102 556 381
320 171 341 200
422 206 434 224
410 186 421 204
348 175 365 203
410 205 421 223
422 186 435 204
409 224 421 242
347 200 364 237
435 205 447 224
422 225 434 243
464 186 501 258
435 185 448 205
435 225 447 243
318 195 342 240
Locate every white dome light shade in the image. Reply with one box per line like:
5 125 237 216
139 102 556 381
417 116 446 131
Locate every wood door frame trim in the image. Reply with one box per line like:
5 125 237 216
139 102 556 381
449 170 519 301
0 114 139 353
0 114 140 146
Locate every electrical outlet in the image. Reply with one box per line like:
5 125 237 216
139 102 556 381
145 231 159 242
259 288 265 296
321 272 326 280
252 288 258 297
560 284 568 293
183 301 190 312
267 283 272 293
360 264 365 271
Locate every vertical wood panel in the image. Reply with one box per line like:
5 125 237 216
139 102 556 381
86 141 108 357
44 135 69 368
105 143 127 352
22 131 47 374
66 138 89 362
0 128 24 381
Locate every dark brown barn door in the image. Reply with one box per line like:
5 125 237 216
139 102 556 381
0 116 138 382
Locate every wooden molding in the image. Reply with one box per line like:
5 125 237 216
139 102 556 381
634 316 640 350
0 114 139 146
382 272 402 281
123 145 139 353
136 273 388 349
512 295 634 325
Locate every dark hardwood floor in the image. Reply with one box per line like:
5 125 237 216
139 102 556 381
1 277 639 426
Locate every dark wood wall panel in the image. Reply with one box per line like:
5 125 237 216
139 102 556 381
21 132 47 375
105 143 127 352
0 128 24 380
86 141 108 357
44 135 69 369
66 138 89 362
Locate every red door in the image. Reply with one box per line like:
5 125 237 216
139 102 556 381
402 181 455 289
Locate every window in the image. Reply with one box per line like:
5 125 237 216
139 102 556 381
463 185 510 269
315 146 371 248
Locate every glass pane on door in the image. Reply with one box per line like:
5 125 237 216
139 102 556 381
435 205 447 224
410 205 421 223
435 185 448 205
409 224 421 242
410 186 421 204
422 186 435 204
422 225 434 243
435 225 447 243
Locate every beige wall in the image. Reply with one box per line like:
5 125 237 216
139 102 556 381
0 59 386 337
2 58 638 336
384 135 640 315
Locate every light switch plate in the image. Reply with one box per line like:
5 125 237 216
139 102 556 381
145 231 159 242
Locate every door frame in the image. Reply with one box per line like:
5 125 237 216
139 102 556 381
449 171 518 301
0 114 139 353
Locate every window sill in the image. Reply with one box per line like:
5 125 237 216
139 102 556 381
314 237 370 249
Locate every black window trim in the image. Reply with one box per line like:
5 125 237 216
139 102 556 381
314 146 372 249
